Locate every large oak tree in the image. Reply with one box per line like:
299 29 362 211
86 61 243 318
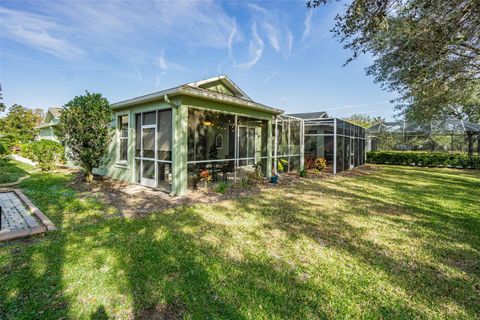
307 0 480 122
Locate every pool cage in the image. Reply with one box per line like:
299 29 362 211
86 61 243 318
302 118 366 174
273 115 367 174
273 115 304 173
367 120 480 155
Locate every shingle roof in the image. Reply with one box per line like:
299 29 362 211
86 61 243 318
288 111 328 120
110 75 283 115
49 107 62 119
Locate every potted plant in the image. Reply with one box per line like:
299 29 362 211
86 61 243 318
271 168 278 184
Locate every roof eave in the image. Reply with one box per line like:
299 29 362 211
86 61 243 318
110 87 180 109
178 86 283 115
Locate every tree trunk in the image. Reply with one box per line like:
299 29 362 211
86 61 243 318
84 171 94 183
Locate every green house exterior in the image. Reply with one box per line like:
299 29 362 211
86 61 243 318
37 107 62 141
101 75 293 196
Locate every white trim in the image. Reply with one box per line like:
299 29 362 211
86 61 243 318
333 118 337 174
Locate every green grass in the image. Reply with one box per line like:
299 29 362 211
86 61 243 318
0 159 34 184
1 165 479 319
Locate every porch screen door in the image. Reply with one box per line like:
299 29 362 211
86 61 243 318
141 125 156 187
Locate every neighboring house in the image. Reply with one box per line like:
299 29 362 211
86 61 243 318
36 107 62 141
99 75 366 196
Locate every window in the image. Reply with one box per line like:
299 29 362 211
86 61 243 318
118 115 129 162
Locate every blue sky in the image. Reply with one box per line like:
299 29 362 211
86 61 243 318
0 0 398 119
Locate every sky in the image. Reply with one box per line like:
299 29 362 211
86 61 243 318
0 0 399 120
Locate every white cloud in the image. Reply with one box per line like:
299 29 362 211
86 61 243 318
0 7 84 60
236 23 264 70
262 71 280 84
302 10 314 42
134 66 142 81
156 49 188 75
247 4 291 57
0 1 240 64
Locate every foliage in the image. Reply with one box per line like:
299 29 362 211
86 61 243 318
214 181 229 194
2 164 480 318
246 169 263 185
277 158 288 172
314 157 327 172
56 91 113 182
0 104 41 143
307 0 480 122
0 83 5 113
298 168 308 177
343 114 384 128
21 140 65 171
0 141 9 159
367 151 480 169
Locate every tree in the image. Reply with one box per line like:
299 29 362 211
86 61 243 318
343 113 384 128
56 92 113 182
0 104 41 143
0 84 5 113
307 0 480 121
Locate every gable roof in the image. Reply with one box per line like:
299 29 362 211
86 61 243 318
49 107 62 119
288 111 328 120
37 107 62 129
186 75 252 101
110 75 283 115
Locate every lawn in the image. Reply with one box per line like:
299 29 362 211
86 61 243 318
0 164 479 319
0 159 33 184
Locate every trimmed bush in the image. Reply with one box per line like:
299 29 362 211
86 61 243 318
21 140 65 171
367 151 480 169
0 142 10 159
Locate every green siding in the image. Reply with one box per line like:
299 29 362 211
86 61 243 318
105 94 277 195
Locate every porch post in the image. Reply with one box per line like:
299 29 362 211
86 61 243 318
300 119 305 170
172 103 188 196
266 118 273 178
333 118 337 174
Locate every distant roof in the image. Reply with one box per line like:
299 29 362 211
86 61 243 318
288 111 328 120
49 107 62 119
111 75 283 115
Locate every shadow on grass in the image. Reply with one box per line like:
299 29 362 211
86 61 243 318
0 173 72 318
0 159 30 184
1 166 478 318
238 167 480 318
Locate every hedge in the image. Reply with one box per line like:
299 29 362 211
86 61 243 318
367 151 480 169
0 142 9 159
20 140 65 171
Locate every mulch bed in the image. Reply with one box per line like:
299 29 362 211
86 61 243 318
65 165 381 218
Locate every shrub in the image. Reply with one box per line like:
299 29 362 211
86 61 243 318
215 181 229 194
0 142 9 159
21 140 65 171
367 151 480 169
20 143 34 160
315 157 327 172
246 170 263 185
298 168 308 177
56 92 113 182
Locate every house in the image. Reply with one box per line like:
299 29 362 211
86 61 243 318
99 75 366 196
36 107 62 141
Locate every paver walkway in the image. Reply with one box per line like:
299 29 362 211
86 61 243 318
0 192 40 232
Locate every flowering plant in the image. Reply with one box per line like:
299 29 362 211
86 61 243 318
199 169 212 188
315 157 327 172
